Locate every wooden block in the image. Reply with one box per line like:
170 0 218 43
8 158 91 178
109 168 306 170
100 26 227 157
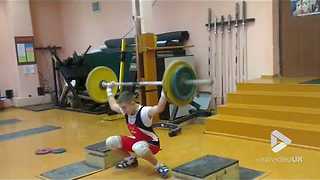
172 155 240 180
85 151 123 169
85 141 124 169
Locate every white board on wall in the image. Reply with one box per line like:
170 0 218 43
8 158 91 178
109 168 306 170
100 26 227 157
23 64 36 75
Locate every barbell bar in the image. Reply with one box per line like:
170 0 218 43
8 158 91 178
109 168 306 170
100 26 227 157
100 79 212 88
86 60 212 106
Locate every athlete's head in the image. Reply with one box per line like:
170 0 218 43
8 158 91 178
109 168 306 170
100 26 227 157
117 91 137 115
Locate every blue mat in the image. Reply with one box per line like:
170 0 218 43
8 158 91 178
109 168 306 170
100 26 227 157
0 119 21 126
40 161 102 180
23 103 56 112
301 79 320 84
0 125 61 142
240 167 264 180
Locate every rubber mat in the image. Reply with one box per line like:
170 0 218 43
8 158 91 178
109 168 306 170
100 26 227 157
40 161 103 180
239 167 264 180
56 106 107 115
23 103 56 112
0 125 61 142
173 155 264 179
301 79 320 84
0 119 21 126
172 155 238 178
85 141 107 153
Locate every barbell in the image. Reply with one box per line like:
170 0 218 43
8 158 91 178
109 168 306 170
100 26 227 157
86 60 212 106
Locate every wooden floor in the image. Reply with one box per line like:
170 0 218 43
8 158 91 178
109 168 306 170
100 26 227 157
0 108 319 179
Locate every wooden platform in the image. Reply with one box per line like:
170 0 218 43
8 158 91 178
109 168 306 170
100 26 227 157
206 77 320 150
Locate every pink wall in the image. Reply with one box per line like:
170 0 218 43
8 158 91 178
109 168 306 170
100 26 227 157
59 0 133 57
152 0 276 80
5 0 40 98
30 0 64 91
0 2 20 96
30 0 278 91
30 0 133 91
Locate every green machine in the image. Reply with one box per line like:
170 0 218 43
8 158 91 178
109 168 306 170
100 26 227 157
58 48 133 91
53 46 133 113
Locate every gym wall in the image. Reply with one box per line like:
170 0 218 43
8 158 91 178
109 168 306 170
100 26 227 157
0 3 20 95
30 0 133 92
152 0 278 82
0 1 41 100
30 0 279 92
30 0 64 91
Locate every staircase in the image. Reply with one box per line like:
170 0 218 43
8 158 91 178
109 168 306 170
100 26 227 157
205 81 320 150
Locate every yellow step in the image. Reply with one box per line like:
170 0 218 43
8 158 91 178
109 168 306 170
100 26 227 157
218 104 320 124
228 91 320 108
205 115 320 149
237 83 320 92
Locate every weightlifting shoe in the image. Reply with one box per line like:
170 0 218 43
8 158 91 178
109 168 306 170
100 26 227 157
116 156 138 169
155 164 170 178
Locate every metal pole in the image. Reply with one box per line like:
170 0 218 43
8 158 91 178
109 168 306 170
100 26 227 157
235 2 240 84
220 15 225 104
132 0 146 103
227 14 232 93
102 81 163 88
133 0 142 77
242 0 248 81
101 79 212 88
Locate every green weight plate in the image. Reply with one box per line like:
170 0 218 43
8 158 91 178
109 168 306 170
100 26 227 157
163 60 197 106
171 65 196 101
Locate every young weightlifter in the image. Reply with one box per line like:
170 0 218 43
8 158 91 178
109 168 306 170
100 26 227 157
105 84 170 178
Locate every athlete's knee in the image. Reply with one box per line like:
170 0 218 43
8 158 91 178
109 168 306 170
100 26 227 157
105 136 122 150
132 141 150 157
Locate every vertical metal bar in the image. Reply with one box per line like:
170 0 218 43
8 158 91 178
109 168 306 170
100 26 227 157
214 17 218 107
132 0 146 104
242 0 248 81
208 8 215 108
235 2 240 84
133 0 142 76
208 8 212 78
220 15 225 104
227 14 232 95
51 58 58 105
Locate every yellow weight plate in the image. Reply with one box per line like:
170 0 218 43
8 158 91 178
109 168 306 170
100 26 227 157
86 66 118 103
163 60 196 106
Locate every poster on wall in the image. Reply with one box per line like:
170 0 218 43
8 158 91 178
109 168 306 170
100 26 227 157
15 36 36 65
16 43 26 63
291 0 320 16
